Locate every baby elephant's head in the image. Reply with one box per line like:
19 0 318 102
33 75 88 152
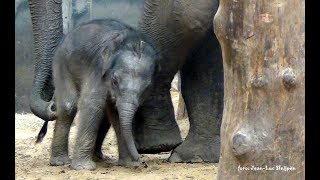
101 32 161 162
109 39 160 107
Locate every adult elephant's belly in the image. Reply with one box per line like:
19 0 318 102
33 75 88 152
140 0 217 75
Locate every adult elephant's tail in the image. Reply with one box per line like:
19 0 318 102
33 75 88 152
28 0 63 121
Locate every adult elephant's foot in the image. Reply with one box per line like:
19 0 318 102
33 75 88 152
135 116 182 154
49 155 71 166
70 159 96 170
134 88 183 154
168 134 220 163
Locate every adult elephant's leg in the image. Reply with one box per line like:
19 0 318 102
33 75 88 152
169 33 224 163
93 118 111 161
28 0 63 121
133 77 183 154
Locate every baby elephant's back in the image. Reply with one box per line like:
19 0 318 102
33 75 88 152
59 19 133 58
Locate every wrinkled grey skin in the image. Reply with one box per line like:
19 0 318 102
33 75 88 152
27 0 61 121
50 19 160 170
28 0 223 163
134 0 223 162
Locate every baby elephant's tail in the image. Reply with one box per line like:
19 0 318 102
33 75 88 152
35 101 56 144
36 121 48 144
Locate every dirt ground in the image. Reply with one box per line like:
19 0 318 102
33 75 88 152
15 91 218 180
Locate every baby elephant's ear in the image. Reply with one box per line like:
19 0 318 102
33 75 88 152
101 31 127 72
101 46 113 72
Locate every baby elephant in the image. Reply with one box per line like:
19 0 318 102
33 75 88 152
50 19 160 170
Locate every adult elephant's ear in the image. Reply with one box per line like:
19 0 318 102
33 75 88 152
101 31 128 76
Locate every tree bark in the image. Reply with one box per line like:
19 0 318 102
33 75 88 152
213 0 305 179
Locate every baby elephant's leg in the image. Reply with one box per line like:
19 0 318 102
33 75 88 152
106 102 141 167
93 119 111 161
71 85 107 170
50 89 78 166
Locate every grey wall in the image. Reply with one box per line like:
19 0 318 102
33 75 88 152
15 0 144 113
15 0 34 113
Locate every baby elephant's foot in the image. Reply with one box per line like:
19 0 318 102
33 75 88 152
118 158 142 168
71 159 96 170
93 149 106 162
49 155 71 166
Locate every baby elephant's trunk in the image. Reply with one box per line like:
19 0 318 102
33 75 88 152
117 102 140 161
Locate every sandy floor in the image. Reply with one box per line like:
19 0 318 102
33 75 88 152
15 91 218 180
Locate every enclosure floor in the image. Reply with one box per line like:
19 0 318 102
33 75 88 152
15 91 218 180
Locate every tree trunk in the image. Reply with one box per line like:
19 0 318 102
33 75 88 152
213 0 305 179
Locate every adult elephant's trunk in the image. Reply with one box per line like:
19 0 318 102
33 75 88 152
28 0 63 121
117 102 140 161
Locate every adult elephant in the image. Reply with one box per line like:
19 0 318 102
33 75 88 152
28 0 223 163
